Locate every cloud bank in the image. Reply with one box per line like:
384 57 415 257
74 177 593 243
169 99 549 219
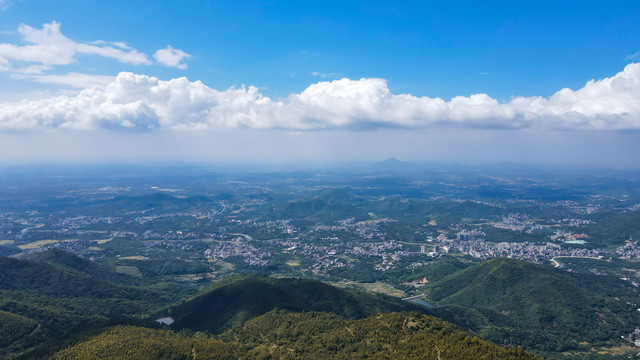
1 63 640 131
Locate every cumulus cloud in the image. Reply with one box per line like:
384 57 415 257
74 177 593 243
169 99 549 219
1 63 640 131
0 22 151 69
0 21 193 88
153 46 190 69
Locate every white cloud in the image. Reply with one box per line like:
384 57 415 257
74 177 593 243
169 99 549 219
153 46 190 69
0 21 151 70
89 40 132 50
1 63 640 131
310 71 337 78
626 51 640 60
76 43 150 65
0 56 10 71
12 72 116 88
0 22 77 66
13 65 52 74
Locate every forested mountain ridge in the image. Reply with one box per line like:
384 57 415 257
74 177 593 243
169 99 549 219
5 249 639 359
426 257 640 354
168 275 423 333
54 311 539 360
0 251 195 358
1 251 539 359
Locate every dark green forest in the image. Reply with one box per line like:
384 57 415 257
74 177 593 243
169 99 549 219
55 312 538 360
425 258 640 354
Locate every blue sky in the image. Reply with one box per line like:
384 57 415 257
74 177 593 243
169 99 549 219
0 0 639 166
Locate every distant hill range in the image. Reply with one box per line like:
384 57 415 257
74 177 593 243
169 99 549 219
80 193 214 215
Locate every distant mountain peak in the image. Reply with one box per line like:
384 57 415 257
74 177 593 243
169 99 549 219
373 157 418 171
379 157 404 164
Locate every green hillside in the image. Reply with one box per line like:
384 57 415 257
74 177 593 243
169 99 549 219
27 248 100 271
0 310 40 355
169 275 422 334
278 198 369 224
0 256 128 298
584 210 640 245
10 251 632 359
80 193 214 215
24 249 139 285
0 251 196 358
426 257 640 354
54 311 538 360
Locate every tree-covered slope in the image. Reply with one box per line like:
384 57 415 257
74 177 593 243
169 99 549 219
426 257 640 354
0 310 40 355
169 275 422 334
54 311 539 360
277 196 369 223
79 193 214 215
0 255 127 298
0 251 195 358
23 249 146 286
584 210 640 245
